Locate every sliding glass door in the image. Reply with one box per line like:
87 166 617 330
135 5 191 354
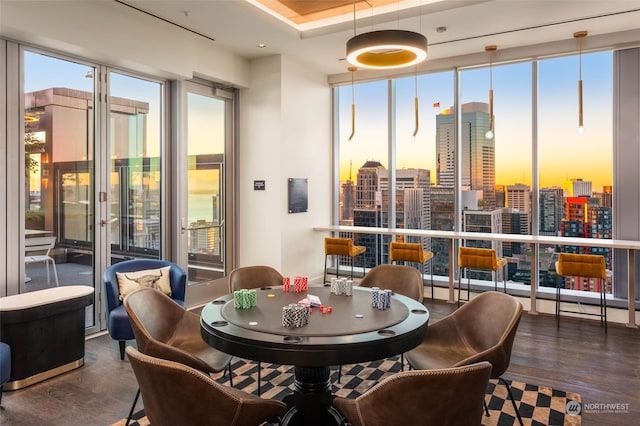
177 81 235 296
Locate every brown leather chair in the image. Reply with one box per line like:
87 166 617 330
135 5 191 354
458 246 507 306
358 264 424 302
228 265 284 394
389 241 434 299
123 287 233 424
405 291 524 426
229 265 283 292
338 264 423 380
333 361 492 426
555 253 608 332
324 237 366 283
126 347 287 426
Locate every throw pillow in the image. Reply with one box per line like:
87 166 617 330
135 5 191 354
116 266 172 301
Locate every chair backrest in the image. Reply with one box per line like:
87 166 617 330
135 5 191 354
333 361 492 426
358 264 424 301
126 346 287 426
389 242 426 264
103 259 186 314
24 236 56 255
450 291 523 377
124 287 184 345
458 246 499 270
229 265 283 292
556 253 606 279
324 237 353 256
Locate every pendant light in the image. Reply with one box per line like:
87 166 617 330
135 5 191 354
348 66 357 141
346 1 428 70
485 45 497 140
411 65 419 140
574 31 587 134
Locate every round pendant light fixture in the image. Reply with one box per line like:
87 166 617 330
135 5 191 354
346 29 428 69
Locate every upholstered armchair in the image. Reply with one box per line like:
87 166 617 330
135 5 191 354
333 361 492 426
103 259 187 360
126 347 286 426
405 291 524 425
228 265 284 395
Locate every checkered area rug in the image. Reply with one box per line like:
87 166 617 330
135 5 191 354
115 356 581 426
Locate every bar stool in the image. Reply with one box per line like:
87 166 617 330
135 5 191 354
323 237 366 283
389 242 435 299
457 247 507 306
555 253 608 332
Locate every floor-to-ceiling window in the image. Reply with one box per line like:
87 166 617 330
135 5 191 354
459 61 533 287
334 49 615 304
108 71 164 262
538 51 613 296
395 71 454 278
2 41 168 334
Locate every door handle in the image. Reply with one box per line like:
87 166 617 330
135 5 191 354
100 217 118 227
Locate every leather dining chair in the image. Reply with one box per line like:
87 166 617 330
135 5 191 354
324 237 366 283
458 246 507 306
228 265 284 395
336 264 424 381
389 241 434 299
333 361 492 426
123 287 233 425
555 253 608 332
126 347 287 426
405 291 524 426
103 259 187 360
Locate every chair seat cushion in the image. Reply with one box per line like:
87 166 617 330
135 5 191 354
107 304 135 341
405 340 476 370
116 266 172 300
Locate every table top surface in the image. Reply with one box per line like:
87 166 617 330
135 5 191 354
0 285 94 311
200 286 429 366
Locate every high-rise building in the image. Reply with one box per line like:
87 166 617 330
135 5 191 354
378 168 432 265
502 209 528 256
506 183 531 215
436 102 496 208
540 187 564 236
562 178 592 197
430 186 454 276
356 160 384 209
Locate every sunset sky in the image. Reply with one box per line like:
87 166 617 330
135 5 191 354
338 51 613 192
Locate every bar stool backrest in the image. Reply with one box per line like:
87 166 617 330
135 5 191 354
458 247 499 271
556 253 606 279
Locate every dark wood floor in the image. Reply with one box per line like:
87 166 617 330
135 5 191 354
1 298 638 425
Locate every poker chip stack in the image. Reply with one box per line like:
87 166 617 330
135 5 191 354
371 287 392 310
283 276 291 292
330 278 353 296
282 303 310 328
233 289 257 309
293 275 309 293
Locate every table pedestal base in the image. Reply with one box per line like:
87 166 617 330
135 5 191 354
281 366 343 426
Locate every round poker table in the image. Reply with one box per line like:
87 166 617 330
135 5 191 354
200 285 429 426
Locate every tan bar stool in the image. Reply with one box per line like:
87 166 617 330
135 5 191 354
457 246 507 306
323 237 366 283
555 253 608 332
389 242 434 299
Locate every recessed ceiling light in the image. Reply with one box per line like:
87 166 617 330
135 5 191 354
258 43 267 48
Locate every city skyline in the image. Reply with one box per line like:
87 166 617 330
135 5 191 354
337 50 613 191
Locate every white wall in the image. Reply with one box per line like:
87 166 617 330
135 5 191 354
239 55 332 282
0 0 249 87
